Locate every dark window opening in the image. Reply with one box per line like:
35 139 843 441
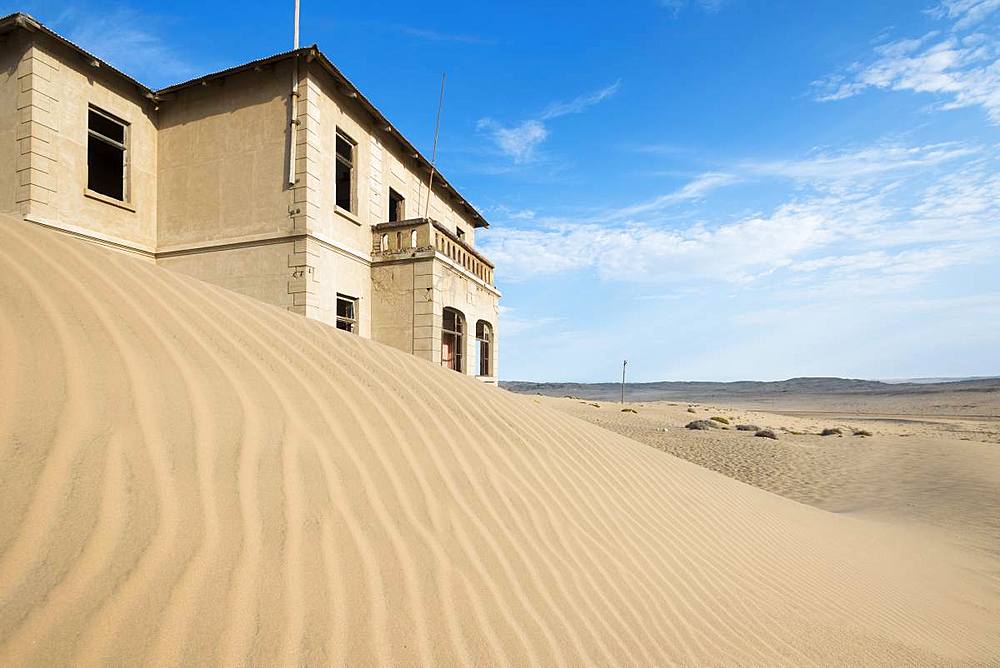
336 294 358 333
441 307 465 373
87 107 127 201
335 131 355 212
456 227 465 241
476 320 493 377
389 188 405 222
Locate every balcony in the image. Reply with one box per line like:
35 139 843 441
372 217 495 287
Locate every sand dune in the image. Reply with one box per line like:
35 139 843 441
1 216 998 665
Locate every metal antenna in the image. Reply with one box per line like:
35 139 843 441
424 73 446 219
621 360 628 404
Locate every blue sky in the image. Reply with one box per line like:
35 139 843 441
9 0 1000 381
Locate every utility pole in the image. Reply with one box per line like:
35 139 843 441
621 359 627 404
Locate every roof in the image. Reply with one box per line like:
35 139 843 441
0 12 489 228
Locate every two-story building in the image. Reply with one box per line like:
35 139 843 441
0 12 499 381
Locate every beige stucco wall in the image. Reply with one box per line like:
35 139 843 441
157 62 293 248
156 240 296 311
0 31 28 216
307 239 372 335
11 35 158 248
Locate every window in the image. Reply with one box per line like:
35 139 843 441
335 130 355 212
88 106 128 201
380 233 389 251
476 320 493 377
336 294 358 333
456 227 465 241
410 229 417 248
389 188 405 222
441 307 465 372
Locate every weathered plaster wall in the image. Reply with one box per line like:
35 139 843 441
371 256 430 357
157 62 292 248
17 35 157 248
0 31 28 216
156 240 295 310
307 240 372 334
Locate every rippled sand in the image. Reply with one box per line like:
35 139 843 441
1 217 998 665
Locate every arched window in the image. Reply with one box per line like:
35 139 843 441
441 307 465 372
475 320 493 377
410 229 417 248
380 233 389 252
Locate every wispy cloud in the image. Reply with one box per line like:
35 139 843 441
658 0 726 17
479 141 1000 294
540 80 621 120
477 81 621 164
475 119 549 164
814 1 1000 123
52 6 197 87
396 26 495 45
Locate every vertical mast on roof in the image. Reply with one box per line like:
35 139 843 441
423 73 446 219
288 0 301 188
293 0 300 48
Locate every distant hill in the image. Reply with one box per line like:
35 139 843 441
502 376 1000 402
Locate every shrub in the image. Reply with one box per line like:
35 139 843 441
853 429 872 437
621 408 638 414
685 420 717 430
821 427 842 436
735 424 758 431
710 416 730 425
754 429 778 440
687 407 697 414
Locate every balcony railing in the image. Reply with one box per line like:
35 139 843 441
372 217 495 286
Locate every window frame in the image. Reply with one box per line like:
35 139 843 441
335 293 359 334
388 188 405 222
475 320 493 377
335 129 357 214
87 105 130 203
441 307 466 373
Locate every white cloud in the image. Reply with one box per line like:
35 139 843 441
814 3 1000 122
479 142 1000 295
477 82 620 163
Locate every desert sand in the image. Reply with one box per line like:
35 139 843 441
1 215 999 665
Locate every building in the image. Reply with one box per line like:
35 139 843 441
0 12 500 381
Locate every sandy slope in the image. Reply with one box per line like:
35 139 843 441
1 217 998 666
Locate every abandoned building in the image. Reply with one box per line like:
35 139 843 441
0 12 500 381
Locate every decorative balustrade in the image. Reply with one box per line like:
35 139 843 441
372 218 494 286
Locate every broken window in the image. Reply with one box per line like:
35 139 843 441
456 227 465 242
335 130 355 212
88 106 128 201
476 320 493 377
441 307 465 372
336 294 358 333
389 188 405 222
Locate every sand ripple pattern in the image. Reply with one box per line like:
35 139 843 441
1 218 997 666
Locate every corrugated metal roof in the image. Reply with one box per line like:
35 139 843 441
1 12 489 228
